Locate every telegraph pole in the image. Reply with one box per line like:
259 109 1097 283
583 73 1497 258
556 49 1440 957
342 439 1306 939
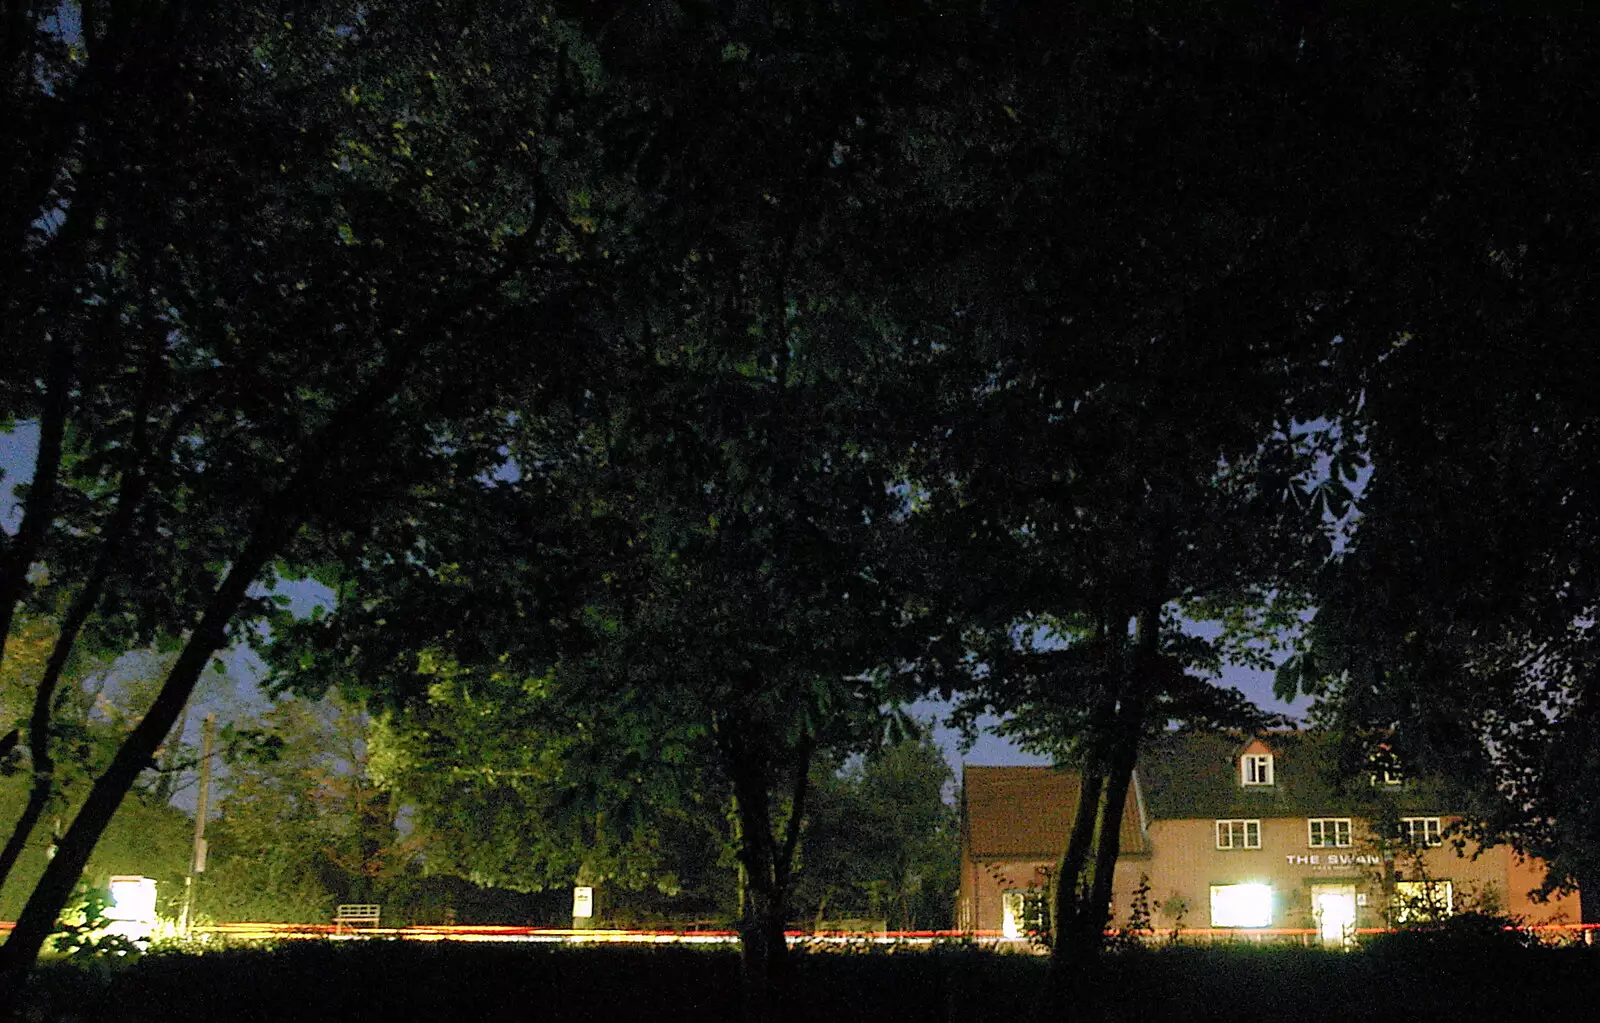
179 713 216 935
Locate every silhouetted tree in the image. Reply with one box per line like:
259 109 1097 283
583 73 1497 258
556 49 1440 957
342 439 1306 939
0 0 611 988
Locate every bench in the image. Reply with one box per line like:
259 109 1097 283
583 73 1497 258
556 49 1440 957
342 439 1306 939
333 904 381 934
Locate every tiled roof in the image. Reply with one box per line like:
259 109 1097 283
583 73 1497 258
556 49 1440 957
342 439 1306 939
962 765 1150 859
1136 730 1453 820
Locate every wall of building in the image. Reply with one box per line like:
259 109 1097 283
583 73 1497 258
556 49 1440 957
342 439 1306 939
959 817 1579 938
1506 850 1579 924
958 850 1150 936
957 755 1582 941
1144 817 1579 931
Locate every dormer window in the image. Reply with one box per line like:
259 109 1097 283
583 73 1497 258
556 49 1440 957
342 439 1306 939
1368 745 1404 786
1242 753 1274 786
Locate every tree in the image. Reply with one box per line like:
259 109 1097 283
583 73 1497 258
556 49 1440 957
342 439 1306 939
894 3 1380 992
205 694 413 920
271 346 932 1009
1268 12 1600 924
0 615 132 894
792 734 958 932
359 651 725 902
260 6 974 1014
270 257 934 1014
0 0 615 988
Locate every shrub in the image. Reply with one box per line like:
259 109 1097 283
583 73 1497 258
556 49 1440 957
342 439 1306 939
1362 911 1539 957
47 883 145 967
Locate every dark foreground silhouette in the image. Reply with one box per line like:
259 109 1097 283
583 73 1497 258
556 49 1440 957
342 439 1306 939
14 937 1600 1022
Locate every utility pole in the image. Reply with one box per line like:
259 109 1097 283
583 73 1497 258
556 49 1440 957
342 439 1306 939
179 713 216 936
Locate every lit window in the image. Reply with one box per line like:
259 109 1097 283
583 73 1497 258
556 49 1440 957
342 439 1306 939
1001 889 1048 940
1393 880 1454 923
1216 819 1262 850
1400 817 1443 847
1210 884 1273 927
1242 754 1274 786
1308 818 1353 848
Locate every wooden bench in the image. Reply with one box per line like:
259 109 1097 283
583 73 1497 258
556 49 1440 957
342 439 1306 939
333 904 381 934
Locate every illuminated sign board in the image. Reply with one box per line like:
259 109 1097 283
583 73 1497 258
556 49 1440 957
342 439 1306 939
1285 854 1383 868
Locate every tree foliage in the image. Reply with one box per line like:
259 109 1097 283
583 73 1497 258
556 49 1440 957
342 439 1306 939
0 0 617 984
894 5 1363 981
792 734 957 932
259 6 965 1011
11 3 1600 1016
361 652 720 897
1267 12 1600 921
203 693 412 919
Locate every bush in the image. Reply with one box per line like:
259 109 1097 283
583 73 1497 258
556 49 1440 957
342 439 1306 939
1362 911 1539 957
42 882 146 986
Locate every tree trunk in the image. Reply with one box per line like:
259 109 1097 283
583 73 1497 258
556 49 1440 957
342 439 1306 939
0 113 124 662
730 756 786 1021
0 523 281 996
724 723 812 1023
1051 769 1104 948
737 869 790 1021
0 355 159 894
1074 601 1158 954
0 776 52 904
149 698 191 806
0 334 72 667
1049 615 1119 996
1082 703 1144 944
1048 600 1160 1012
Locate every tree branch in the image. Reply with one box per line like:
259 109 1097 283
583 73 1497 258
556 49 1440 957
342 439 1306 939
0 331 74 668
0 326 162 894
776 735 815 889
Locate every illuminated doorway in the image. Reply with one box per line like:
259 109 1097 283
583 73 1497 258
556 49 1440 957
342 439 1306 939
1001 889 1047 940
1311 883 1357 947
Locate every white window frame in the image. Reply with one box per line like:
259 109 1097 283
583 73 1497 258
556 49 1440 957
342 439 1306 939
1308 818 1353 848
1216 818 1262 850
1001 889 1048 940
1400 817 1443 847
1393 880 1454 923
1241 753 1274 786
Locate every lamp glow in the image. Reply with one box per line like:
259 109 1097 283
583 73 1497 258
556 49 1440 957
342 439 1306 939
105 875 158 944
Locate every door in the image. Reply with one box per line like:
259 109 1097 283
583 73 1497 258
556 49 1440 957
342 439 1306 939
1311 884 1357 947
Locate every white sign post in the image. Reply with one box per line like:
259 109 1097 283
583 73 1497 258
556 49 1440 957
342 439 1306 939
572 886 594 921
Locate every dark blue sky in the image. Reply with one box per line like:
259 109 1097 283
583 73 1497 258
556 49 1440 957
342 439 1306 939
1 423 1305 776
